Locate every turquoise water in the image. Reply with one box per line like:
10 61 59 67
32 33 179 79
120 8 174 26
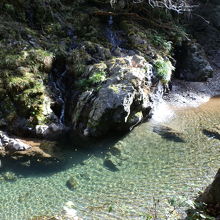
1 98 220 219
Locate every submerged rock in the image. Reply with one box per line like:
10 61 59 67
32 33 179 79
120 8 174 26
1 171 17 182
152 125 185 143
66 177 78 190
31 201 83 220
103 149 127 171
103 158 120 172
203 126 220 140
61 201 82 220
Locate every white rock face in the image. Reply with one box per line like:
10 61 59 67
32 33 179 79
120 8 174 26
0 131 31 151
6 139 31 151
35 123 65 139
71 54 162 137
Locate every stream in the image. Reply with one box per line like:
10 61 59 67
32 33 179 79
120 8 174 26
0 97 220 219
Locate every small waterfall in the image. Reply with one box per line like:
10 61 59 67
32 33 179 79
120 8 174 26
56 70 66 124
49 68 67 124
105 16 135 58
48 27 78 125
105 16 122 48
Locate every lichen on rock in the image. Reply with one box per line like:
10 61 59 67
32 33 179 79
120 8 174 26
69 54 161 137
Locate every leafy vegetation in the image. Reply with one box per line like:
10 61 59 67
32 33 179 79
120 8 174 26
76 71 107 90
0 48 54 126
154 57 175 83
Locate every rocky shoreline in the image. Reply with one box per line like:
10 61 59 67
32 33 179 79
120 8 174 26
165 57 220 108
0 0 220 219
0 131 63 169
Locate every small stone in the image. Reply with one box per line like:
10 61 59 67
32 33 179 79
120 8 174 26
66 177 78 190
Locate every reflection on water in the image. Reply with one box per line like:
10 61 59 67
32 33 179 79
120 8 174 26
1 97 220 219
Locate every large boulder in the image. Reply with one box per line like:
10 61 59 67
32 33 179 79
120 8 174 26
176 42 213 81
69 54 162 137
198 169 220 205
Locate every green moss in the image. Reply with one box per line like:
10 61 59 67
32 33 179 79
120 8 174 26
89 71 106 84
7 75 35 92
4 4 15 13
67 49 90 76
0 46 54 126
109 85 120 94
1 171 17 182
87 119 99 130
0 0 188 132
76 71 107 91
154 57 175 83
150 32 172 53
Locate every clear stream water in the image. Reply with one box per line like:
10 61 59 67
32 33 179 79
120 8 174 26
1 97 220 219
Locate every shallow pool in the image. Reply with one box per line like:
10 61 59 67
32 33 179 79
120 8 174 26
1 97 220 219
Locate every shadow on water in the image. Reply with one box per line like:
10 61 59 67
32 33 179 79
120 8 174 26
0 131 128 178
202 129 220 140
152 125 186 143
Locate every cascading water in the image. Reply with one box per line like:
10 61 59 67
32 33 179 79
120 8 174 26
105 16 123 48
49 28 78 125
105 16 138 58
49 68 67 124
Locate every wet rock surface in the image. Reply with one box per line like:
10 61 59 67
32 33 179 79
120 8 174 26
35 123 68 139
0 0 179 142
202 126 220 140
165 0 220 108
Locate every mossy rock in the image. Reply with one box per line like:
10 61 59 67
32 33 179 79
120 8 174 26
1 171 18 182
0 47 54 126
